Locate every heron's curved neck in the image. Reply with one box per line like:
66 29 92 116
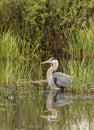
47 61 59 76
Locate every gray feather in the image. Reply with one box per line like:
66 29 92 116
53 72 73 87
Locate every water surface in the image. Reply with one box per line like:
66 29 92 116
0 87 94 130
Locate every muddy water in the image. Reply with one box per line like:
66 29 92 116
0 87 94 130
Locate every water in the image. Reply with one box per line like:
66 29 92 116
0 87 94 130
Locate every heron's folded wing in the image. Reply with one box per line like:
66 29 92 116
53 72 72 87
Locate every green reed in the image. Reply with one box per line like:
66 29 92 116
60 24 94 93
0 23 94 93
0 32 42 87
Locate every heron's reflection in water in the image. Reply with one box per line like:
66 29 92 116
41 90 72 121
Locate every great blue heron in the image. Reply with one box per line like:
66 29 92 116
41 57 73 90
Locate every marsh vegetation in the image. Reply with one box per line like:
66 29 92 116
0 1 94 129
0 0 94 93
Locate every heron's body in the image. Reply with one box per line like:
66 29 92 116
41 57 73 90
53 72 72 88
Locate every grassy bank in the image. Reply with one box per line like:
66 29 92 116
0 0 94 93
0 24 94 93
0 32 42 87
60 24 94 93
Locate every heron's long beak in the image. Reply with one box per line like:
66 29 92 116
40 115 48 119
41 60 49 64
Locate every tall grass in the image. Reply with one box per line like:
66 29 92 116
0 32 18 86
0 23 94 93
60 24 94 93
0 0 94 92
0 32 42 87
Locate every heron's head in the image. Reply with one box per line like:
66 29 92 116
41 57 58 64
